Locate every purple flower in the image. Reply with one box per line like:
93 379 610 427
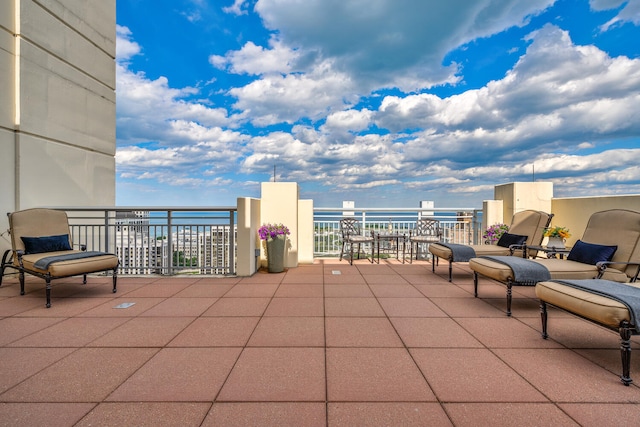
258 223 290 240
483 223 509 244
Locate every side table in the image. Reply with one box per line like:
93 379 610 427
376 233 406 263
527 245 572 259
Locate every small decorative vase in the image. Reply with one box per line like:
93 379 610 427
266 234 286 273
547 236 565 249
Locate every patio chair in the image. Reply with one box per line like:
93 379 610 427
0 208 119 307
409 218 441 263
339 217 374 265
428 210 553 281
469 209 640 316
536 278 640 385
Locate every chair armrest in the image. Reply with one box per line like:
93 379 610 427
596 261 640 282
509 244 526 257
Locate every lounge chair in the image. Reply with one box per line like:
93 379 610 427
469 209 640 316
0 208 119 307
536 278 640 385
428 210 553 281
339 218 374 265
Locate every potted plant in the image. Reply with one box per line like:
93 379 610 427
258 223 290 273
544 226 571 248
483 223 509 244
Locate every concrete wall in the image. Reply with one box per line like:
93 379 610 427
550 195 640 246
236 197 261 276
0 0 116 255
494 182 553 221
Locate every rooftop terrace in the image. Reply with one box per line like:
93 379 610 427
1 259 639 426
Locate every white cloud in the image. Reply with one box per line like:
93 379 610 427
115 25 141 62
209 38 299 75
591 0 640 31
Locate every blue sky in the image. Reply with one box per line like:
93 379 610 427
115 0 640 208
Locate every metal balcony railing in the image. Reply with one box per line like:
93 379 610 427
50 206 483 276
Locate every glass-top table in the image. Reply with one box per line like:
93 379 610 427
527 244 572 259
376 233 406 263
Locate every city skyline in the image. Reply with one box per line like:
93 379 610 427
115 0 640 208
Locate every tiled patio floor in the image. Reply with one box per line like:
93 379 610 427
1 259 640 426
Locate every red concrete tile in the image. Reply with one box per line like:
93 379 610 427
455 317 563 348
218 348 325 401
203 297 270 316
89 317 194 347
378 297 447 317
444 403 579 427
410 348 547 402
238 272 285 284
9 317 129 347
326 317 403 347
224 283 279 297
328 402 452 427
0 317 63 346
173 283 234 297
247 317 325 347
363 274 409 285
76 297 166 317
323 284 373 297
0 347 75 394
325 297 385 317
281 274 324 284
430 297 506 317
119 283 191 298
169 317 259 347
356 265 398 275
1 348 157 402
15 297 116 317
264 297 324 316
368 283 423 297
558 403 640 426
574 348 640 380
413 283 472 297
390 317 483 348
495 349 640 402
323 273 367 284
139 297 217 316
108 348 241 401
0 294 51 316
275 284 323 297
326 348 435 401
203 402 326 427
0 403 96 427
520 316 626 349
76 402 211 427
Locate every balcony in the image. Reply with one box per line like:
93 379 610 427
1 258 639 425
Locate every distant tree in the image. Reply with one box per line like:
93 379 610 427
173 251 197 267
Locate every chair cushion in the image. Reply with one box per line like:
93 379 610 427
536 280 635 328
21 250 119 276
567 240 617 265
429 243 511 260
21 234 72 254
496 233 527 248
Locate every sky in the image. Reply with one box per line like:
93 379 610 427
115 0 640 208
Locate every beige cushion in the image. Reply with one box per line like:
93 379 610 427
468 257 630 284
21 250 119 277
536 280 639 328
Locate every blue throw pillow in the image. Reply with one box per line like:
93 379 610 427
21 234 72 254
567 240 617 265
496 232 528 248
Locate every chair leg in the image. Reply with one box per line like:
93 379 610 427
45 277 52 308
448 260 452 282
112 268 118 293
19 271 25 295
83 274 87 285
431 254 435 272
506 280 513 317
540 301 548 339
473 272 478 297
410 242 414 264
0 249 11 287
620 322 633 386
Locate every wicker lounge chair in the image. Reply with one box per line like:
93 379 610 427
469 209 640 316
429 210 553 281
0 208 119 307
